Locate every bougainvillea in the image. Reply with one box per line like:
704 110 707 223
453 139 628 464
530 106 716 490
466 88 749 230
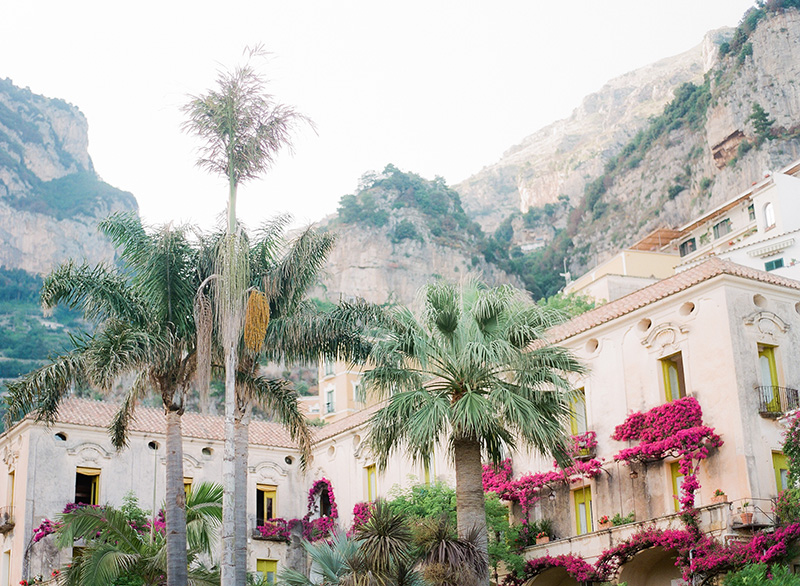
349 501 374 536
482 457 603 511
255 518 291 542
613 397 722 513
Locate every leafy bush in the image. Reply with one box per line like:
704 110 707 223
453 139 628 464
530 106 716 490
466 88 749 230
391 219 421 243
724 563 800 585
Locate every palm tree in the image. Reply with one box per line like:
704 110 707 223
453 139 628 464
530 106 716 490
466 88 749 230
57 482 223 586
183 48 310 586
194 218 375 581
364 280 585 584
5 214 202 586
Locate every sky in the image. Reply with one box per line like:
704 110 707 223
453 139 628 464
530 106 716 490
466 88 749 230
1 0 757 231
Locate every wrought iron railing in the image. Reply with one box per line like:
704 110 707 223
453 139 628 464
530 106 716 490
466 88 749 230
755 385 799 417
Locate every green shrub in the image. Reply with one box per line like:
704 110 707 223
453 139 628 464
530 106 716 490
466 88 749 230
724 563 800 585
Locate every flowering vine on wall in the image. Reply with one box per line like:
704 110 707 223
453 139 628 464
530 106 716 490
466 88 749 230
502 399 800 584
255 477 339 543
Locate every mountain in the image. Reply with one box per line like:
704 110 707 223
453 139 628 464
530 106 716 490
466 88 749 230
313 165 521 305
455 29 729 234
457 4 800 297
0 78 137 274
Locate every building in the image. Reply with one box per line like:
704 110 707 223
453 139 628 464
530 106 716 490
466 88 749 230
512 257 800 585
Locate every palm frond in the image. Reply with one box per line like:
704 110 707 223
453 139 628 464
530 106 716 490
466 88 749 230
109 372 149 449
237 372 313 468
4 349 87 426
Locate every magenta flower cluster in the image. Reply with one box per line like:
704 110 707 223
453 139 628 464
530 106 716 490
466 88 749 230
255 518 291 542
612 397 722 512
508 523 800 584
348 501 374 536
255 477 341 543
482 456 603 511
571 430 597 454
31 502 103 543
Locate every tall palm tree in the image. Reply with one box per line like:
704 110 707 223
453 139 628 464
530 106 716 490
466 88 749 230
364 280 585 584
183 48 310 586
57 482 223 586
5 213 202 586
194 218 375 582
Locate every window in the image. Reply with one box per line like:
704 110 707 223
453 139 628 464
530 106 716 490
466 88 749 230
764 202 775 230
2 550 10 586
323 358 335 377
671 462 685 512
570 389 588 436
365 464 377 501
6 471 14 509
661 352 686 402
423 459 435 485
773 452 790 493
759 345 780 412
256 559 278 585
75 467 100 505
765 258 784 272
748 203 756 221
353 382 365 404
256 484 277 525
573 487 592 535
184 477 193 499
679 238 696 257
325 388 335 413
713 218 732 239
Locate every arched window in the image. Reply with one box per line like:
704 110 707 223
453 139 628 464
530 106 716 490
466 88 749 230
764 202 775 230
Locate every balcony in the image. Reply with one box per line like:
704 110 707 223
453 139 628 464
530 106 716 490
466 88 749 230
0 507 14 534
252 518 290 542
755 385 799 417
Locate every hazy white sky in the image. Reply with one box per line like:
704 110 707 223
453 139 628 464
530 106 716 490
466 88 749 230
2 0 755 231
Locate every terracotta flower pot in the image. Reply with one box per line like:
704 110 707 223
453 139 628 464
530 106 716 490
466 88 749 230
535 535 550 545
711 494 727 504
599 520 611 529
739 512 754 525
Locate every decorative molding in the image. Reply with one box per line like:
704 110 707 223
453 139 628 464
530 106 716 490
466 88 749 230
249 460 288 484
743 310 789 335
641 323 689 348
2 447 18 468
67 442 113 463
183 454 203 472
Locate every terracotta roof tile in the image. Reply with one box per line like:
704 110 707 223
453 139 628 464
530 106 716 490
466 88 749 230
549 258 800 342
312 403 384 443
48 398 296 448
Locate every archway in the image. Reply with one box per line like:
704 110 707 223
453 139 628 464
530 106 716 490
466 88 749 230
617 546 684 586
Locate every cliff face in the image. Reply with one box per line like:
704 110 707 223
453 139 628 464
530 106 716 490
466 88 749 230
570 9 800 271
314 166 521 305
455 30 730 233
0 79 137 274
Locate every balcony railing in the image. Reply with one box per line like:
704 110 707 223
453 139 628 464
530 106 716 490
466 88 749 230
0 507 14 534
755 385 799 417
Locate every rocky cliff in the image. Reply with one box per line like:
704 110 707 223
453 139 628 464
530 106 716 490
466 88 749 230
455 30 731 233
314 166 520 305
569 7 800 272
0 79 137 274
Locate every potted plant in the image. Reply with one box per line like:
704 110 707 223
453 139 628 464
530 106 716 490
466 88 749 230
738 501 753 525
711 489 727 504
598 515 611 529
535 531 550 545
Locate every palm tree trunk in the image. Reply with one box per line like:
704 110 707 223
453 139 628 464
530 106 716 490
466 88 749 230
221 346 237 586
234 407 250 586
165 409 188 586
453 437 489 586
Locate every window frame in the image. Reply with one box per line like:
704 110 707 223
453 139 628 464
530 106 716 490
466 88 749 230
365 464 377 502
573 486 592 535
713 218 732 240
773 451 790 493
661 352 686 402
570 389 588 436
671 462 685 512
256 484 277 525
765 258 784 272
256 559 278 585
75 467 100 505
679 238 697 257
